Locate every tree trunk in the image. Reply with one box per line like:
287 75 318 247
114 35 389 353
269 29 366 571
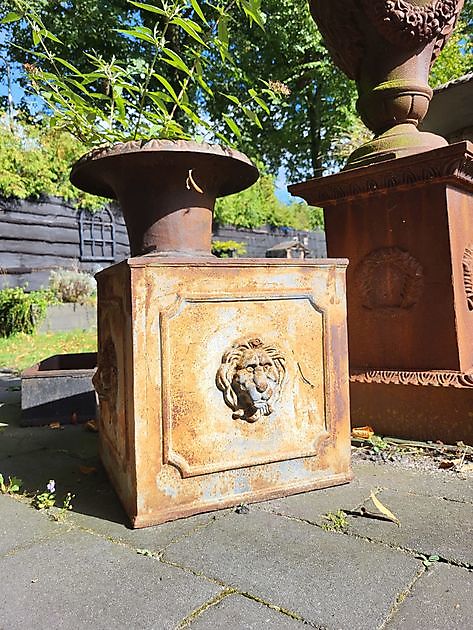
306 85 323 178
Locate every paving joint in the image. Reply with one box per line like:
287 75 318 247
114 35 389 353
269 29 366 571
378 566 426 629
175 588 237 628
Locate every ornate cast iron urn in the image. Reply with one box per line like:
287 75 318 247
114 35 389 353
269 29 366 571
310 0 465 167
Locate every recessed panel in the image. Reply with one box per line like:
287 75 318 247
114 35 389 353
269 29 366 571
161 296 328 477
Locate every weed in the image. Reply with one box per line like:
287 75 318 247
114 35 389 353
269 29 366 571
368 435 390 452
321 509 349 532
50 491 75 522
0 473 22 494
416 554 440 568
32 479 56 510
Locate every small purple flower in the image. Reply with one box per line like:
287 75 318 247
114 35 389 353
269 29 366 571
47 480 55 494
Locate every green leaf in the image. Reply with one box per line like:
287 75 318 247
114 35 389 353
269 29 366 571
153 74 179 103
220 92 240 106
242 107 262 128
116 27 155 44
223 115 241 137
172 17 207 47
32 30 41 46
217 15 228 47
1 12 22 24
251 95 270 115
161 48 192 75
128 1 166 15
54 58 83 75
190 0 208 25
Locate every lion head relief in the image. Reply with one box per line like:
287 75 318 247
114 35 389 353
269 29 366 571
216 337 286 423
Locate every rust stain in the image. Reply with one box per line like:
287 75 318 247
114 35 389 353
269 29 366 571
95 257 351 527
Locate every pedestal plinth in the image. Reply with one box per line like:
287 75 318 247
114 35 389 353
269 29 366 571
290 141 473 444
94 257 351 527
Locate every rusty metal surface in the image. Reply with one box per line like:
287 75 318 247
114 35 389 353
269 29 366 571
350 380 473 445
309 1 464 166
94 258 351 527
291 142 473 443
292 143 473 373
70 140 259 257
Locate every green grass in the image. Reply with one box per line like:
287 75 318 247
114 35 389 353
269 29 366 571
0 329 97 372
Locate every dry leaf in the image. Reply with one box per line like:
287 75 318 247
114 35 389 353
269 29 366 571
84 419 98 432
351 426 374 440
186 169 204 193
49 421 61 430
370 491 400 526
439 460 456 469
79 466 97 475
459 462 473 473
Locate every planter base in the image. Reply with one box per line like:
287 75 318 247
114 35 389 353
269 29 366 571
350 369 473 445
21 353 97 426
95 256 352 527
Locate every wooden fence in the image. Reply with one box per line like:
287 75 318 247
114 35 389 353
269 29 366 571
0 196 327 290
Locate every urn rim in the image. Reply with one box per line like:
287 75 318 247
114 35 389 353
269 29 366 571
70 138 259 199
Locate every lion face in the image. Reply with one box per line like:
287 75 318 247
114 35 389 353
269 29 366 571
216 338 286 423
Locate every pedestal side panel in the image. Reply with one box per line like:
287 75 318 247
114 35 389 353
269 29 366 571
160 295 328 476
324 184 458 370
447 186 473 372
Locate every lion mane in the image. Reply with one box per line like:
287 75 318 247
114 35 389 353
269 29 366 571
216 337 286 422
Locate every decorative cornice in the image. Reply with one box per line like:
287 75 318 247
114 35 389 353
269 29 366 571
350 368 473 388
289 141 473 206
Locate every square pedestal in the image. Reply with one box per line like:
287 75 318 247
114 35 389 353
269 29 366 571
94 257 351 527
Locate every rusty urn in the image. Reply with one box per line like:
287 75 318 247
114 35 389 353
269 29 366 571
310 0 465 168
70 139 258 257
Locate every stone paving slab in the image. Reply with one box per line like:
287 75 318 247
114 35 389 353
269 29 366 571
190 594 306 629
352 462 473 504
0 494 67 557
256 476 371 524
0 529 221 630
163 509 421 629
386 563 473 629
348 489 473 566
0 423 99 460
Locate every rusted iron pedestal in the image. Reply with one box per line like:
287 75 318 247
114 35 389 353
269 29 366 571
291 141 473 445
94 257 351 526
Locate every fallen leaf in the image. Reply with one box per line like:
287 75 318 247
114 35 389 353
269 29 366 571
370 491 400 526
84 420 98 432
79 466 97 475
459 462 473 473
351 426 374 440
49 421 62 430
438 459 456 469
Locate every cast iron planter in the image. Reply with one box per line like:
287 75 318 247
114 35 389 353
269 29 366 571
310 0 465 167
70 139 259 257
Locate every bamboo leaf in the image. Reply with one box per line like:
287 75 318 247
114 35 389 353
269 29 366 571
115 27 155 44
172 17 207 47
